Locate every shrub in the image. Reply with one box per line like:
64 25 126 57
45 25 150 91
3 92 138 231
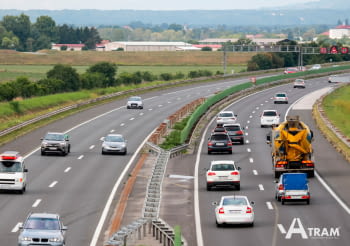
159 73 173 81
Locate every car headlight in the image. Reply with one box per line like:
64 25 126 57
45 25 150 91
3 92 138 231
20 236 32 241
42 141 48 147
49 237 63 242
120 143 126 147
102 143 107 148
59 142 66 146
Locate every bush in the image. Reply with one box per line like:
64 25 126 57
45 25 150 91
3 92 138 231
60 46 67 51
159 73 173 81
9 101 22 114
201 46 212 51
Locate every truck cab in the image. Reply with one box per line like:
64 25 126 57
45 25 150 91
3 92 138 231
275 173 310 205
0 151 28 193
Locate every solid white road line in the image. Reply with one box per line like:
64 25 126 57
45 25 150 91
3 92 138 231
64 167 71 173
89 145 95 150
259 184 264 191
78 155 84 160
249 158 254 163
11 223 22 233
266 201 274 210
32 199 42 208
253 170 258 175
49 181 58 188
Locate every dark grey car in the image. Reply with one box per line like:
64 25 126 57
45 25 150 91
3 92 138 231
18 213 67 246
41 132 70 156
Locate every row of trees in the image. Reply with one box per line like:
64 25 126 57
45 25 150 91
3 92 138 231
0 14 101 51
0 62 218 102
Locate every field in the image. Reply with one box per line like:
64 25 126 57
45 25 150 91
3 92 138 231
322 84 350 138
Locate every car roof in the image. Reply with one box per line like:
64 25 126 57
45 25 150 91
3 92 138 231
46 132 65 135
129 96 141 99
211 160 235 165
223 123 241 127
106 134 123 137
28 213 59 219
219 111 234 114
211 132 229 136
263 109 277 112
221 195 248 200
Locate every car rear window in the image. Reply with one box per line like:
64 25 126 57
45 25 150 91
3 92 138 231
263 111 277 116
276 94 286 97
210 134 229 141
212 164 235 171
224 126 240 131
219 113 233 117
223 197 247 206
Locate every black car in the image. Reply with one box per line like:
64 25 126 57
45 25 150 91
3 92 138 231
207 132 233 154
223 123 245 145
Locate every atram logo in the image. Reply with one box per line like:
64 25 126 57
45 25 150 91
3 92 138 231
278 218 340 239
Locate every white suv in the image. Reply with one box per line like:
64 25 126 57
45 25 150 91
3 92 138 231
126 96 143 109
206 160 241 191
216 111 237 125
260 110 280 127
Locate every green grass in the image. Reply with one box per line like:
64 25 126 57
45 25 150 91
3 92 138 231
0 64 245 82
322 84 350 138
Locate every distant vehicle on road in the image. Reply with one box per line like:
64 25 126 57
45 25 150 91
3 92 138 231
309 64 321 70
293 79 306 88
260 110 280 127
273 92 288 104
216 111 237 125
101 134 127 155
18 213 67 246
213 195 254 227
284 67 299 74
206 160 241 191
207 132 233 154
328 74 350 83
41 132 70 156
0 151 27 193
223 123 245 144
126 96 143 109
275 173 310 205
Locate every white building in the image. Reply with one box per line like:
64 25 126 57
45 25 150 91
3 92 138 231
98 41 193 51
329 25 350 39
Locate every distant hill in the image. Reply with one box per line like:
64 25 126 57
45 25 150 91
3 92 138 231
0 8 349 27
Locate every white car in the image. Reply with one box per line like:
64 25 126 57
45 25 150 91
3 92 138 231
214 195 254 227
273 92 288 104
293 79 305 88
309 64 321 70
216 111 237 125
126 96 143 109
260 110 280 127
206 160 241 191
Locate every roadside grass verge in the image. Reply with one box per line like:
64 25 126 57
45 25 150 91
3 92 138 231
322 84 350 138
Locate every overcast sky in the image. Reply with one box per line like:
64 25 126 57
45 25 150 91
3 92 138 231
2 0 318 10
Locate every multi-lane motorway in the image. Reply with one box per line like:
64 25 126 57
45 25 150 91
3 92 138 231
1 73 349 246
195 77 350 245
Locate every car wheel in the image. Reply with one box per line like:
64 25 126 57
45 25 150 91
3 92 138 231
286 101 288 104
228 150 232 154
123 149 127 155
281 199 285 205
140 106 143 109
206 185 211 191
68 145 71 153
249 222 254 227
236 184 240 191
208 150 211 155
277 195 281 202
216 220 221 227
274 172 281 179
41 150 45 156
306 199 310 205
101 150 106 155
274 101 276 104
261 125 264 128
308 170 314 178
240 140 244 145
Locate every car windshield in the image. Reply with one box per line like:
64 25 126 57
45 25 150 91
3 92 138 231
219 113 233 117
105 135 124 142
263 111 277 116
224 126 240 131
45 134 65 141
0 161 22 172
295 79 304 82
212 164 235 171
24 218 60 230
129 97 141 101
210 135 228 141
276 94 286 97
223 197 248 206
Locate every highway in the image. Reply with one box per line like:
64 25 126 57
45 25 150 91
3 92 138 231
0 75 269 245
195 77 350 245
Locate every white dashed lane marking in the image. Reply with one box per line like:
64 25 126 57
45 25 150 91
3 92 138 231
247 148 251 153
129 118 135 121
253 170 258 175
249 157 254 163
32 199 42 208
78 155 84 160
110 129 115 133
266 202 274 210
49 181 58 188
89 145 95 150
140 112 144 116
259 184 265 191
247 120 250 124
120 123 125 126
64 167 71 173
148 108 153 111
11 223 22 233
246 140 250 144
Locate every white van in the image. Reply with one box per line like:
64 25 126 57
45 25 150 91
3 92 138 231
0 151 28 193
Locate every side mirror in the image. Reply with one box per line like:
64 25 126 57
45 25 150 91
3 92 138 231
273 180 278 183
235 114 238 117
250 201 255 205
212 201 218 206
101 137 105 141
310 130 314 140
24 168 28 172
62 226 68 231
19 226 23 230
237 167 241 170
266 135 271 142
40 138 43 140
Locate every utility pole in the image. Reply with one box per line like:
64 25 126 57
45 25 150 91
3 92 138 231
223 44 227 75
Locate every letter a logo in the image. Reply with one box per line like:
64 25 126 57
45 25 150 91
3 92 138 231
285 218 308 239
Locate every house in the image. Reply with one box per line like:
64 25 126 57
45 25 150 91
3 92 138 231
51 43 85 51
329 25 350 39
199 38 284 45
98 41 193 51
192 44 222 51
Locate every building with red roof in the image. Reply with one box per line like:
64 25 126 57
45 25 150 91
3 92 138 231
329 25 350 39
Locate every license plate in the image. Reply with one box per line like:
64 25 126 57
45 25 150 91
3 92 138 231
216 143 224 146
229 210 240 214
218 176 228 180
49 147 57 150
291 195 302 199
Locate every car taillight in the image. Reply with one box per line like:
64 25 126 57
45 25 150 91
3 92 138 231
230 171 239 175
219 207 225 214
246 207 252 214
302 195 310 199
208 142 213 146
227 141 232 146
278 184 284 190
208 172 216 176
284 196 291 199
236 130 243 135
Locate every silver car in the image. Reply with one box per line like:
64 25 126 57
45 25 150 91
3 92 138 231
41 132 70 156
273 92 288 104
101 134 127 155
126 96 143 109
18 213 67 246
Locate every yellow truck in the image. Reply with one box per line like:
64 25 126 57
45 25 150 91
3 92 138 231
266 116 314 178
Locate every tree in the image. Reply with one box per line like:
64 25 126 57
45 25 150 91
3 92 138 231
47 64 81 91
34 16 57 41
2 14 31 50
87 62 117 87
